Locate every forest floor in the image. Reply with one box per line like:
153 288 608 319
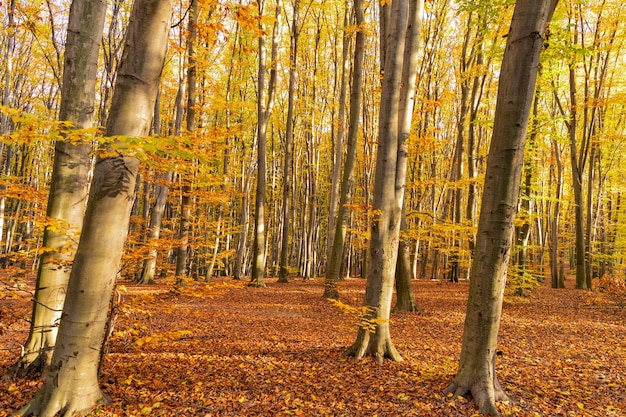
1 273 625 416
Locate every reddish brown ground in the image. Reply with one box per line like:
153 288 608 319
1 274 624 416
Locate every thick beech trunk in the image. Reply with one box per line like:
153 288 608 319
10 0 106 378
346 0 422 361
15 0 171 415
445 1 558 414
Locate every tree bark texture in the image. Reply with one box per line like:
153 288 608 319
278 0 299 283
324 0 365 298
15 0 171 415
346 0 422 362
445 1 558 414
250 0 280 287
10 0 106 378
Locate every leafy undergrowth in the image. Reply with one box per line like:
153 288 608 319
1 275 625 416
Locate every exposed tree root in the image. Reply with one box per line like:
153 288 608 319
13 386 110 417
391 298 421 313
444 377 508 416
344 328 403 364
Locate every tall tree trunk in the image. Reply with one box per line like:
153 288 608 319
326 1 350 257
445 1 558 414
345 0 422 362
392 0 425 312
278 0 299 283
0 0 16 245
15 0 171 414
323 0 365 298
9 0 106 378
138 91 171 285
568 65 587 289
250 0 280 287
175 0 198 281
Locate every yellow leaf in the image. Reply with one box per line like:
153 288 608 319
238 396 246 403
577 402 585 409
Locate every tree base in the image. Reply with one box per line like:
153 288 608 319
248 280 266 288
391 300 421 313
323 288 339 299
13 385 110 417
344 329 403 364
444 378 509 416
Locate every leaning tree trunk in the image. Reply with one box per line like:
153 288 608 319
345 0 422 362
445 1 558 415
14 0 171 415
9 0 106 378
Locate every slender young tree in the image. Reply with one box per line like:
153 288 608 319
9 0 107 377
175 0 198 281
345 0 422 362
14 0 171 414
278 0 299 283
323 0 366 298
445 1 558 414
250 0 280 287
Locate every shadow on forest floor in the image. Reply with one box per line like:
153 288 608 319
1 273 624 416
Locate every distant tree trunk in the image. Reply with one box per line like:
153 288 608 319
550 139 565 288
445 1 557 414
278 0 299 283
175 0 198 282
326 1 350 258
393 211 419 312
0 0 16 244
14 0 171 414
323 0 365 299
568 65 587 289
138 171 171 284
250 0 280 287
234 168 251 280
9 0 106 378
345 0 422 362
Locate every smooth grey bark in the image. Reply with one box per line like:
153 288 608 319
14 0 171 414
278 0 299 283
392 0 424 311
550 139 565 288
138 171 171 284
445 1 558 414
323 0 365 298
9 0 106 378
250 0 280 287
326 1 350 259
175 0 198 281
568 65 587 289
0 0 16 244
345 0 422 362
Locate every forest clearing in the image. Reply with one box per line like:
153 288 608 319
1 275 624 416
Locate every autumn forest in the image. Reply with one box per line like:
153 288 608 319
0 0 625 415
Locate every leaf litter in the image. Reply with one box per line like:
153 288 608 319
1 275 624 416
